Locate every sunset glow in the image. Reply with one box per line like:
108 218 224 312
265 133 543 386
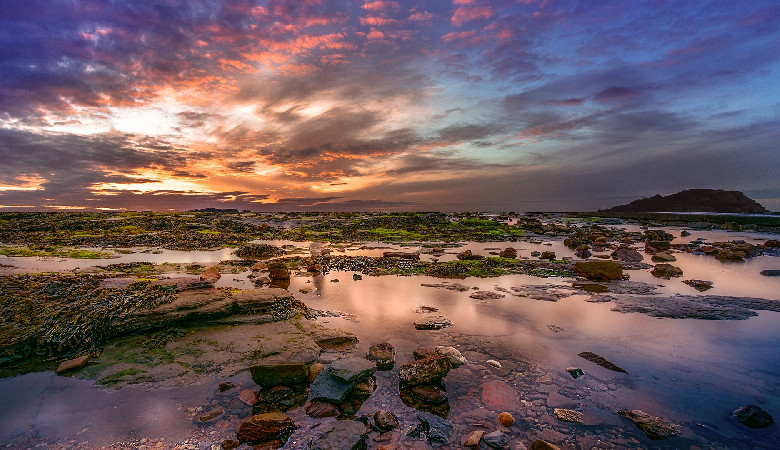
1 0 778 211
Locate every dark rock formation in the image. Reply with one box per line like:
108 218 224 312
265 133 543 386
618 409 680 439
604 189 768 213
573 261 624 281
733 404 775 428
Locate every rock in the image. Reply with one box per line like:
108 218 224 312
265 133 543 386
414 315 453 330
528 440 561 450
249 363 310 388
373 410 400 431
483 430 508 448
761 270 780 277
236 412 296 443
313 328 359 350
645 240 672 252
680 230 691 237
481 380 520 411
352 273 362 281
577 352 627 373
574 245 592 259
367 342 396 369
330 357 376 383
199 266 221 283
309 420 367 450
618 409 680 439
267 261 290 280
410 384 448 404
486 359 501 368
307 263 322 273
308 367 359 403
573 261 623 281
609 294 780 320
530 251 541 257
566 367 584 378
715 250 744 262
540 251 556 260
464 430 484 448
499 248 517 258
553 408 583 423
457 250 483 260
651 252 677 262
221 439 240 450
219 381 237 391
235 244 283 259
764 239 780 248
408 412 453 446
198 407 225 423
413 347 438 360
498 411 515 426
238 389 259 406
651 263 683 279
682 279 713 291
399 356 452 385
572 283 609 293
308 362 324 381
383 251 420 259
55 355 89 374
469 290 505 300
305 400 339 418
434 346 467 367
733 404 775 428
298 286 314 294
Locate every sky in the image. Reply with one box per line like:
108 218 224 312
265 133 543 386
1 0 779 212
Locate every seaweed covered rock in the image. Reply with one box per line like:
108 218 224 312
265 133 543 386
573 261 624 281
399 356 452 386
651 263 683 279
235 244 283 259
366 342 395 369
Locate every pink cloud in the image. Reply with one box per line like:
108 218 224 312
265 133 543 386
360 16 397 26
367 30 386 40
362 1 400 11
451 6 493 26
409 11 435 22
442 30 477 42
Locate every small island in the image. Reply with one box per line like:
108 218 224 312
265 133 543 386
603 189 769 214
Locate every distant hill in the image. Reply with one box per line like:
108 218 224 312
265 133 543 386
603 189 769 213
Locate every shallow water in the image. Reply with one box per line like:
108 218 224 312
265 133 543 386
1 229 779 448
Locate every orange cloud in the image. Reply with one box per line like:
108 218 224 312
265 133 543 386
451 6 494 26
362 1 400 11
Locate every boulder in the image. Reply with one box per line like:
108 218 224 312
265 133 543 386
236 412 296 443
540 251 556 260
267 261 290 280
645 240 671 253
573 261 624 281
651 263 683 279
330 357 376 383
498 411 514 426
250 363 309 388
764 239 780 248
457 249 483 260
575 245 592 259
238 389 259 406
366 342 395 369
651 252 676 262
499 247 517 259
715 250 744 262
399 356 452 386
733 404 775 428
55 355 89 375
308 367 359 404
618 409 680 439
682 279 713 291
760 270 780 277
309 420 367 450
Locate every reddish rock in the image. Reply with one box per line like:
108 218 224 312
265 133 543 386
199 266 221 283
498 411 515 426
306 400 339 418
238 389 259 406
529 439 561 450
399 356 452 386
56 355 89 375
481 380 520 411
236 412 296 443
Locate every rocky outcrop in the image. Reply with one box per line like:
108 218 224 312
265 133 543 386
604 189 769 213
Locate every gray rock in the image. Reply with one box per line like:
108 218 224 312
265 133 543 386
733 404 775 428
612 247 643 262
408 412 452 447
330 357 376 383
309 420 367 450
308 367 358 403
609 294 780 320
434 346 466 367
483 430 508 448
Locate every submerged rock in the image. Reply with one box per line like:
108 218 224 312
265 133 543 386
578 351 627 373
553 408 583 423
305 400 339 418
481 380 520 411
372 410 400 431
566 367 584 378
498 411 515 426
529 439 561 450
236 411 296 444
651 252 677 262
682 279 714 291
408 412 453 447
250 363 310 388
366 342 396 370
308 367 360 404
464 430 484 448
733 404 775 428
618 409 680 440
399 356 452 385
309 420 367 450
469 290 505 300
